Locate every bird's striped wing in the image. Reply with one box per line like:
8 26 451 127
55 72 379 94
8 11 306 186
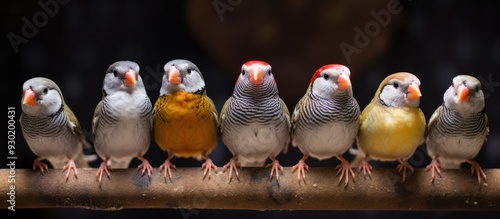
426 105 442 139
65 105 90 150
91 100 103 141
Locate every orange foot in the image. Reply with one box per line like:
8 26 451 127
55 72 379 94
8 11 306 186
96 160 111 185
201 157 217 180
397 159 414 182
425 158 444 183
336 155 355 186
159 157 176 182
358 157 373 179
62 159 78 181
137 155 153 179
222 155 240 183
468 160 486 184
291 154 309 185
266 157 284 182
33 158 49 175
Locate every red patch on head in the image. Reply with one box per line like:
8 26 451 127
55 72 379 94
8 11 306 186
311 64 348 83
243 60 269 68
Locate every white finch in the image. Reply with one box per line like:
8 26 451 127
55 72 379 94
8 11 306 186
92 61 153 184
426 75 489 184
20 77 91 180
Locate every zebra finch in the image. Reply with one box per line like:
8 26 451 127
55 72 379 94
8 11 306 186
426 75 489 184
92 61 153 185
354 72 426 182
20 77 91 181
220 60 291 182
153 59 219 182
291 64 360 186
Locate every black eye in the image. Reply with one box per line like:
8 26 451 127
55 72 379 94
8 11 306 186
267 70 272 75
323 74 329 80
393 82 399 89
187 68 192 74
43 87 49 94
113 70 118 77
476 86 480 92
241 70 246 76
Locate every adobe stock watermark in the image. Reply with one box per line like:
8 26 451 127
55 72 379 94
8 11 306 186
7 107 17 211
7 0 70 54
339 0 403 63
478 74 500 99
142 63 164 92
212 0 243 22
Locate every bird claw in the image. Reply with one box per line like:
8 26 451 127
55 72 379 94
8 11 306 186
266 159 284 182
358 159 372 179
201 158 217 180
291 160 309 185
336 157 355 186
137 159 153 178
222 156 240 183
96 161 111 185
425 159 444 183
469 160 487 185
62 159 78 181
33 159 49 175
397 159 414 182
159 159 176 183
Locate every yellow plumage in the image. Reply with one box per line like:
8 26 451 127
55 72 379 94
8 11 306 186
358 99 426 161
354 72 426 181
154 91 218 159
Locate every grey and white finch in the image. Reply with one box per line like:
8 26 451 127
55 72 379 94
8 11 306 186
20 77 90 180
220 60 291 182
291 64 360 185
426 75 489 184
92 61 153 184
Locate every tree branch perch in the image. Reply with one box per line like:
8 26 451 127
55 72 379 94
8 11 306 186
1 168 498 211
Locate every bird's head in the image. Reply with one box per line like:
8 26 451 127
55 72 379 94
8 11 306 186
21 77 64 116
309 64 352 99
103 61 142 95
160 59 205 96
444 75 484 113
377 72 422 108
233 60 278 98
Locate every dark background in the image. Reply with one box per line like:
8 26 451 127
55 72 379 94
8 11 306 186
2 0 499 218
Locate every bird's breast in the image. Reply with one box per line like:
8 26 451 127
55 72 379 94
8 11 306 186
153 92 217 158
294 122 358 160
358 106 426 161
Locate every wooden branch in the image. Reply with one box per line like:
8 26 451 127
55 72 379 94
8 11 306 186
1 168 498 211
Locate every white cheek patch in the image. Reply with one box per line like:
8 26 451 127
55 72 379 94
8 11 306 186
379 86 404 107
183 74 205 93
312 79 336 99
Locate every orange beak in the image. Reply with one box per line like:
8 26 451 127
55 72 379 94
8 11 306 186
407 81 422 101
22 88 37 106
337 73 352 91
124 69 137 87
249 68 263 85
457 84 469 102
168 66 182 85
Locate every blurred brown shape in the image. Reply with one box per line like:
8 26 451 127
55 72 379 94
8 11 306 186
186 0 405 102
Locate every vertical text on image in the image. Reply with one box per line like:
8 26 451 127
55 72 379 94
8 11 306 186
7 107 16 211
